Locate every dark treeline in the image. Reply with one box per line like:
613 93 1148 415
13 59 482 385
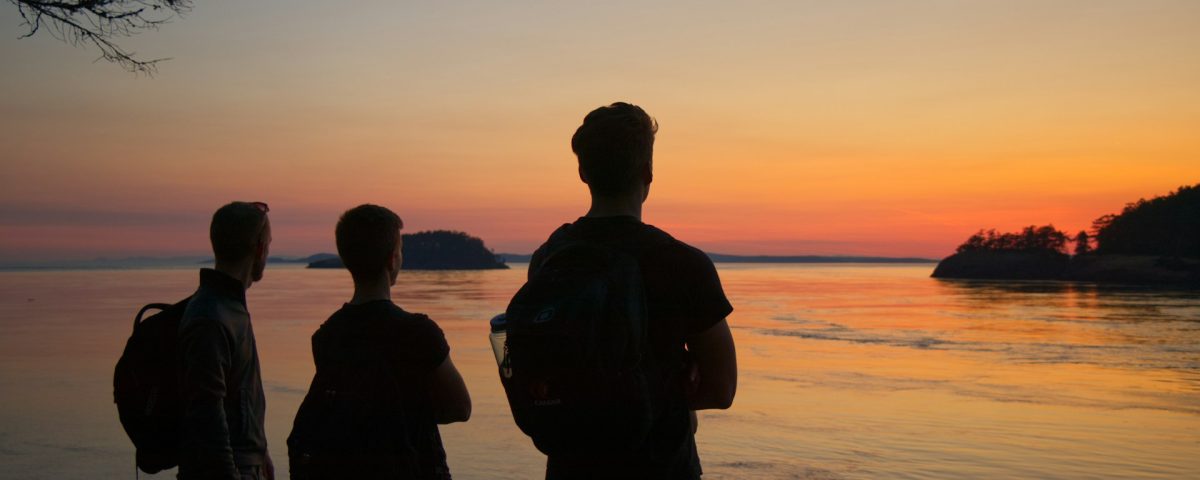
955 183 1199 258
1093 184 1200 257
956 225 1069 255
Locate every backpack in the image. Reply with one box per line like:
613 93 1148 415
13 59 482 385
501 239 658 456
287 320 419 479
113 297 192 474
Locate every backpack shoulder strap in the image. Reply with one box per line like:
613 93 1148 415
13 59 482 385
132 296 193 331
134 304 173 328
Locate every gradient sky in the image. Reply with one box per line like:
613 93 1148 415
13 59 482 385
2 1 1198 262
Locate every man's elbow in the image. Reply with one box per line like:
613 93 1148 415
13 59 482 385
453 402 473 422
438 401 472 424
692 381 736 410
712 384 736 410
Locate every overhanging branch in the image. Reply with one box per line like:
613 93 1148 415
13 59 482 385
8 0 191 75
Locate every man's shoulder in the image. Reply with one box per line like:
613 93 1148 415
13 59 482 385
534 223 575 251
545 218 682 251
316 302 448 368
320 302 439 336
531 219 712 267
638 224 712 266
179 289 238 328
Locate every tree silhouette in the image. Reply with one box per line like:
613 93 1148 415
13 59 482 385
401 230 507 270
1073 230 1091 256
8 0 190 74
953 184 1198 259
955 225 1068 255
1092 184 1199 258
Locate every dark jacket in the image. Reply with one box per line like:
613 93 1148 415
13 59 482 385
178 269 268 479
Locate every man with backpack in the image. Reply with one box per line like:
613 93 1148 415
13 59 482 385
505 102 737 479
287 204 472 479
178 201 275 479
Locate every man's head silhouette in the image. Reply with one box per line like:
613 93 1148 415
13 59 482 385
572 102 658 200
336 204 404 286
210 201 271 284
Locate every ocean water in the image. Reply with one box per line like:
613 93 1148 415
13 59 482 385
0 264 1197 479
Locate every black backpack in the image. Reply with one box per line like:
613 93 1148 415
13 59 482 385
501 239 658 456
287 320 419 479
113 297 192 474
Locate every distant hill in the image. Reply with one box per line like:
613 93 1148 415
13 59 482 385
497 252 935 264
496 253 532 263
0 255 211 270
190 253 339 265
270 253 338 264
706 253 936 263
310 230 508 271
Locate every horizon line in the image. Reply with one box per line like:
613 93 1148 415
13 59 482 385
0 251 941 269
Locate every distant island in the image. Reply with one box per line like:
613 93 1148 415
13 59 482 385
309 230 508 270
0 247 933 271
270 253 339 264
932 183 1200 284
496 252 936 264
705 253 935 263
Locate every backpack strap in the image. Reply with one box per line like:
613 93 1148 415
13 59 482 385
133 296 193 332
133 304 172 331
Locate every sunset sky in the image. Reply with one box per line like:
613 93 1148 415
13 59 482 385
1 1 1198 262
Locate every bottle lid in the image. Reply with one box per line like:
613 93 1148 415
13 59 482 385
489 313 507 333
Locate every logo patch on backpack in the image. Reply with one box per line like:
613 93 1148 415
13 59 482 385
532 307 556 324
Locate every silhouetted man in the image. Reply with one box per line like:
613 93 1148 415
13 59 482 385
287 204 471 479
178 201 274 480
529 102 737 479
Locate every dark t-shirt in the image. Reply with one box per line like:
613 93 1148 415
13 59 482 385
310 300 451 479
529 216 734 480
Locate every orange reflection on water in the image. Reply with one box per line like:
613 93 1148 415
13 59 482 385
0 264 1197 479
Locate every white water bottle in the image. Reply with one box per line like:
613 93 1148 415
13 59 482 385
489 314 511 378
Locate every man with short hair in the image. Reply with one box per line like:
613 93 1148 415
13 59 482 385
178 201 274 479
529 102 737 479
287 204 471 479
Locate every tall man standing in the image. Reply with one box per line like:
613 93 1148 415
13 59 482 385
527 103 738 479
179 201 274 480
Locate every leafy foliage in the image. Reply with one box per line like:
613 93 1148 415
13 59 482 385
1073 231 1091 256
953 183 1199 259
1093 184 1200 257
955 225 1068 255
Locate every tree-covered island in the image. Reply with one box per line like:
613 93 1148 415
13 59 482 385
308 230 508 270
932 184 1200 284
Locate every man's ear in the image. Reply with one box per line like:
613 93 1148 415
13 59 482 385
578 165 589 185
642 162 653 185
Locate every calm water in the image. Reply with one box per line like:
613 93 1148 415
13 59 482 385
0 264 1197 479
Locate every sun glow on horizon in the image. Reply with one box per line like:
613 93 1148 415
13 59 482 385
1 1 1198 262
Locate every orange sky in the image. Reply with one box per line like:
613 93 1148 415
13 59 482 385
1 1 1198 262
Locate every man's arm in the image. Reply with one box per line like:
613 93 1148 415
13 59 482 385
429 356 472 424
685 318 737 410
178 319 239 479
